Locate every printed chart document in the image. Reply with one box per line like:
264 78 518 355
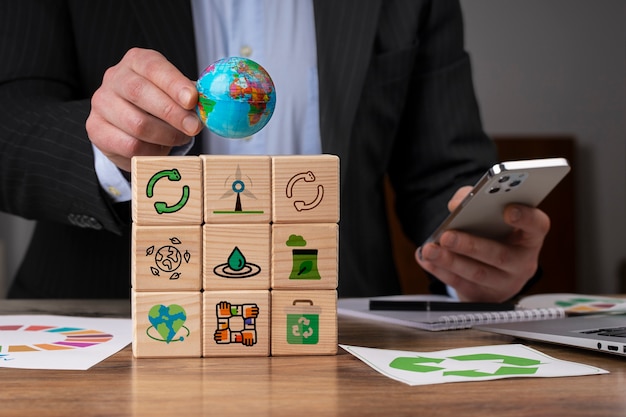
0 315 132 370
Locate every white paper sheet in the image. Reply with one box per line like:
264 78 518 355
340 344 608 386
0 315 132 370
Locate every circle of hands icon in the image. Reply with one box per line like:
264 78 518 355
214 301 260 347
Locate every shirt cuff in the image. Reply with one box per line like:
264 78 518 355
446 285 460 301
171 138 195 156
92 144 132 203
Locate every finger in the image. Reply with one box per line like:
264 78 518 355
430 228 536 295
92 86 192 149
417 243 522 302
447 186 472 212
504 204 551 247
439 230 513 272
88 114 171 172
416 244 492 301
124 48 198 109
438 227 539 282
105 49 203 137
419 241 503 287
109 66 202 137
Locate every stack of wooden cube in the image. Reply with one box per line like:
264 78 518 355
131 154 339 358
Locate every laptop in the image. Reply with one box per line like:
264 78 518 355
476 314 626 357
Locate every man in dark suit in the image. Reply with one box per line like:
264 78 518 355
0 0 548 301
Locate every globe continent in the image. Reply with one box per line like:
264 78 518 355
154 245 181 272
196 56 276 139
148 304 187 343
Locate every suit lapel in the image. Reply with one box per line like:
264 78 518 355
313 0 382 160
129 0 198 79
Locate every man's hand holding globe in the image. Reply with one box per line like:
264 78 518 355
86 49 275 172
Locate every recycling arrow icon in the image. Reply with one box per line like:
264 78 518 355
389 353 542 377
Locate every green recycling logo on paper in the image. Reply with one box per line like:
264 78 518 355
389 353 543 377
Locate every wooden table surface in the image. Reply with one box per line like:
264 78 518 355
1 299 625 417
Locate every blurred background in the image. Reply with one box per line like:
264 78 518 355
461 0 625 295
0 0 624 297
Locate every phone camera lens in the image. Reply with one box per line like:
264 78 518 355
489 187 500 194
498 176 510 183
510 180 521 187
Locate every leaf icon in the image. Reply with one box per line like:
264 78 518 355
170 237 182 244
297 260 313 276
184 250 191 263
150 267 160 276
146 246 155 256
170 273 181 280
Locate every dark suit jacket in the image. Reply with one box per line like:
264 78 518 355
0 0 496 298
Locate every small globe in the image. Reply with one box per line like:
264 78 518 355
196 57 276 139
154 245 182 272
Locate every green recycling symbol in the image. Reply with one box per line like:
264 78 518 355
146 169 190 214
389 353 542 377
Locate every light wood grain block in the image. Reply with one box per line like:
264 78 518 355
272 155 339 223
203 290 270 357
271 290 337 356
132 156 203 225
202 155 271 224
203 224 270 290
132 290 202 358
271 223 338 290
132 225 202 291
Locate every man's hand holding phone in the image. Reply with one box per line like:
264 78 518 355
417 188 550 303
416 158 570 303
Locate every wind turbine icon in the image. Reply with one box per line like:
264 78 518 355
220 164 257 211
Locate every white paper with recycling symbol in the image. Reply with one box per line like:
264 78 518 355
340 344 608 386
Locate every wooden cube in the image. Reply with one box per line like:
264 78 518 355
132 156 203 225
272 155 339 223
271 223 338 290
132 290 202 358
203 224 270 290
202 155 271 224
132 225 202 291
202 290 270 357
271 290 337 356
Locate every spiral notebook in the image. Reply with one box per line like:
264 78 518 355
337 293 626 332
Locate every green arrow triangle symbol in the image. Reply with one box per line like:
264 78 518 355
389 356 446 373
389 353 542 377
444 366 539 377
448 353 542 367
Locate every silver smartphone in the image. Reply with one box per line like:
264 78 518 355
425 158 571 243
